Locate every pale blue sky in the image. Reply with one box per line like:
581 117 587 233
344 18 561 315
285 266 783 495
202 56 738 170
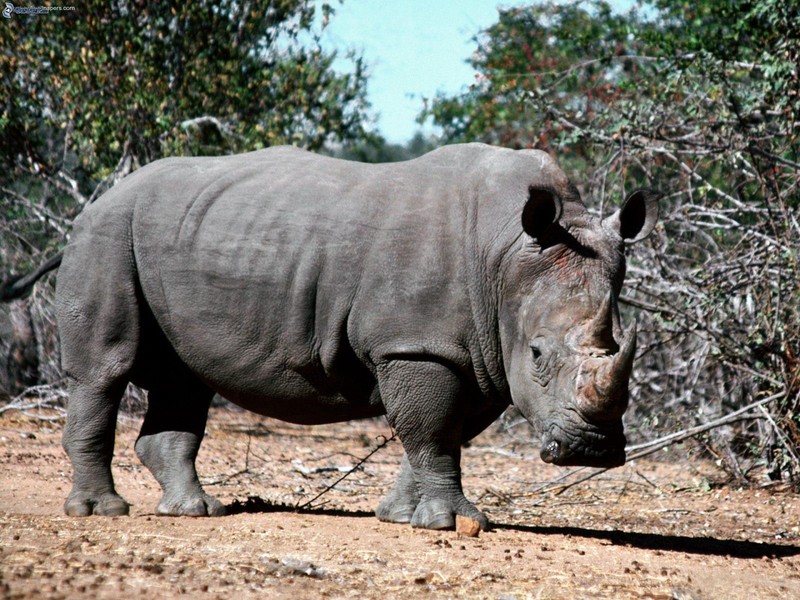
317 0 636 143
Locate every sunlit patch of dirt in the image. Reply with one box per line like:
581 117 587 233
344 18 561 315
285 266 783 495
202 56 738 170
1 407 799 598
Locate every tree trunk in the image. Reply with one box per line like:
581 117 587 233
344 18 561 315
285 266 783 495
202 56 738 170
6 298 40 396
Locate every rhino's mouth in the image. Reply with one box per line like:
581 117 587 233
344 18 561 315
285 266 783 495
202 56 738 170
539 414 626 468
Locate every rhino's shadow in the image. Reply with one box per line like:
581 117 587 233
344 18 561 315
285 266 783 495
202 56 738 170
227 496 800 559
226 496 374 519
497 522 800 559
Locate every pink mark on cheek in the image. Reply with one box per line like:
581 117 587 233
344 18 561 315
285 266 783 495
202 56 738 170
553 252 588 287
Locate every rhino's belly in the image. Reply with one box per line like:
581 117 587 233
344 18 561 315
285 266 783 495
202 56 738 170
134 277 383 424
217 380 385 425
135 256 381 422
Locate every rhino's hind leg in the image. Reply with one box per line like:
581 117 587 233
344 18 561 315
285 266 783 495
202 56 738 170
62 379 131 516
57 215 139 517
134 375 224 517
379 360 489 531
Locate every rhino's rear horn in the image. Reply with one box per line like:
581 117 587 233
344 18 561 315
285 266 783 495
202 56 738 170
583 292 621 352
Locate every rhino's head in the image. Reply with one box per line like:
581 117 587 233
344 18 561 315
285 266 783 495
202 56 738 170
499 186 659 468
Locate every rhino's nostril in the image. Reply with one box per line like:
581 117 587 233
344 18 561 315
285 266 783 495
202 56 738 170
540 439 561 463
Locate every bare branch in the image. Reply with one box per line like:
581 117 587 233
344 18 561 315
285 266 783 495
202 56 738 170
540 392 785 495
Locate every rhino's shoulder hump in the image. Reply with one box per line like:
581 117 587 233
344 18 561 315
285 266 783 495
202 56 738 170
421 144 562 177
413 142 508 165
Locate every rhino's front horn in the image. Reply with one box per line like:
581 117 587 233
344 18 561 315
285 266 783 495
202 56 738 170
578 321 636 421
610 321 636 382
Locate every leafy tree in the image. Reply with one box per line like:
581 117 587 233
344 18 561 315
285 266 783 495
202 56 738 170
0 1 370 394
424 0 800 483
422 1 639 151
0 1 369 257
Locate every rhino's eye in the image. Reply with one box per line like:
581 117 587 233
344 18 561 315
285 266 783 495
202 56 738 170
529 343 550 385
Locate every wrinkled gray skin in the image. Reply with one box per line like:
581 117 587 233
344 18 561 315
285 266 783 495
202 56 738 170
56 143 659 530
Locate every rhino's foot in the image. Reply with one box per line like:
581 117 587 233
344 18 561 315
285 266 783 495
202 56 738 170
135 429 223 517
411 496 490 531
155 490 226 517
64 491 130 517
376 456 420 524
376 495 418 524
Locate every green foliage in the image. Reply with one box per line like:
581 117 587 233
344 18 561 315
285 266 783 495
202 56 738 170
424 0 798 172
423 1 642 150
0 0 369 271
0 1 368 187
647 0 800 119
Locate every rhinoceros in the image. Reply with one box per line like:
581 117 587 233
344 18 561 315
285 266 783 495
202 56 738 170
5 143 659 530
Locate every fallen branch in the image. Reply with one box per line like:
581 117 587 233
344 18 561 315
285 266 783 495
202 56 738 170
295 431 396 510
626 391 785 455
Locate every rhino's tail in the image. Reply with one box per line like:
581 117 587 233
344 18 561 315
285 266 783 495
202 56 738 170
0 252 63 302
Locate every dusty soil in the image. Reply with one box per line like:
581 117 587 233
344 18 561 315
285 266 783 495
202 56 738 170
1 406 799 599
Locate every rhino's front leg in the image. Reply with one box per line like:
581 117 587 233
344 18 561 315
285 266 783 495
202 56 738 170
377 404 507 527
375 453 419 524
378 359 488 531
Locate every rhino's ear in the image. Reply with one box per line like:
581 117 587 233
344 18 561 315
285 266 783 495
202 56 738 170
604 189 660 244
522 186 562 240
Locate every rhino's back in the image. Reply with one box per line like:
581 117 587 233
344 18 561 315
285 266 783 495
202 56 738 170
127 146 489 408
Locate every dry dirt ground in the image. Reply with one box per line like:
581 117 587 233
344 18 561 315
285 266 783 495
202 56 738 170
1 405 799 599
